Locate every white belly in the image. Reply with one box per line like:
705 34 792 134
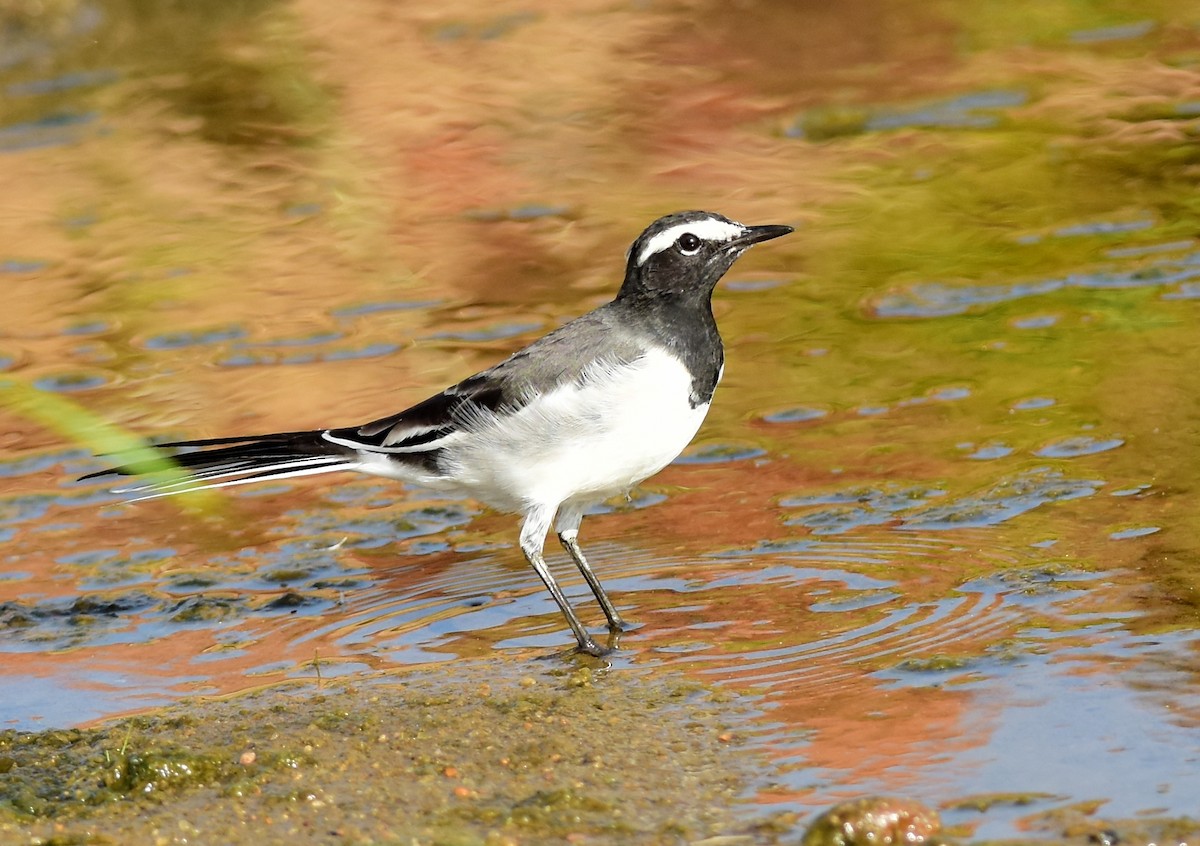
438 348 711 513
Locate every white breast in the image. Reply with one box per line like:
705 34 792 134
438 347 711 513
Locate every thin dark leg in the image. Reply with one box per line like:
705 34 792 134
558 531 626 632
521 507 605 656
522 547 606 656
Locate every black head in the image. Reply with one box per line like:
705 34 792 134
619 210 792 301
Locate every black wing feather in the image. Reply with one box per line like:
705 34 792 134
332 307 647 451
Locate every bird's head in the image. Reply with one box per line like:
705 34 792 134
620 210 792 301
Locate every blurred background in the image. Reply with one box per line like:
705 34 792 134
3 0 1200 839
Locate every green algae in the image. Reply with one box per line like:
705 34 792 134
893 655 972 672
0 665 785 845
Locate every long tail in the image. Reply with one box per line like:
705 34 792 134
79 430 359 500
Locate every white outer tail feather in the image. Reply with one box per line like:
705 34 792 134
114 455 356 501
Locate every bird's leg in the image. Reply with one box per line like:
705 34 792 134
520 507 605 656
555 506 626 633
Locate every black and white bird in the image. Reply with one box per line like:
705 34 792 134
83 210 792 656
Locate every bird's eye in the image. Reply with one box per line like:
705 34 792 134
677 233 702 255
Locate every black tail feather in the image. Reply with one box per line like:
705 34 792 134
79 430 357 495
153 430 319 449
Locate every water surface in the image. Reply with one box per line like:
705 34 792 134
3 0 1200 839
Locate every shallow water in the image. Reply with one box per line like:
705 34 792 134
3 0 1200 839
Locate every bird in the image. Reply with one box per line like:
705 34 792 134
82 210 793 656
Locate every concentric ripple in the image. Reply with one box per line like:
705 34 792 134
633 535 1037 688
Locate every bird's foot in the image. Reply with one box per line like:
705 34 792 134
575 638 613 658
574 623 628 657
606 616 632 634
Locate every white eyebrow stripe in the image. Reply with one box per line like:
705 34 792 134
636 218 746 266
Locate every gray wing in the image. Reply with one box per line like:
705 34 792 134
325 305 647 452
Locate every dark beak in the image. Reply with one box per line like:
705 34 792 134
730 224 794 250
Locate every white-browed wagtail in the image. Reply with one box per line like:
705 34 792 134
83 210 793 655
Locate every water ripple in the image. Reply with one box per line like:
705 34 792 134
653 538 1053 700
778 470 1102 535
1034 435 1124 458
0 111 101 152
867 252 1200 318
902 469 1101 530
674 443 767 465
788 89 1027 140
139 326 246 350
31 370 111 392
